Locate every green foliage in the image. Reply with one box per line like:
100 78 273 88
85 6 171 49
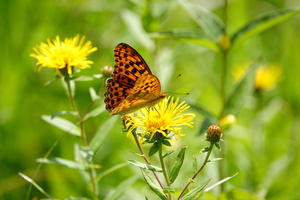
169 146 186 184
127 159 163 172
180 179 211 200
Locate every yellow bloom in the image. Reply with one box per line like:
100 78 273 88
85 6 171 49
231 63 282 91
30 35 97 77
255 64 282 91
125 97 195 142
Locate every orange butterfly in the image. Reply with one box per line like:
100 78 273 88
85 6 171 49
104 43 167 115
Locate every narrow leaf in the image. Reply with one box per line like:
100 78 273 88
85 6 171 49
37 157 86 170
181 1 224 41
89 116 118 153
207 158 223 162
169 146 187 184
225 61 260 115
96 163 128 183
82 105 106 122
74 76 94 81
200 147 211 153
204 173 238 192
93 74 103 79
19 173 53 198
44 76 59 86
151 29 220 52
89 87 100 101
104 176 138 200
74 143 94 164
163 150 175 158
181 178 211 200
141 169 168 200
162 140 172 147
232 8 300 47
51 111 77 119
149 142 160 157
193 155 198 174
41 115 81 137
127 159 162 172
65 197 90 200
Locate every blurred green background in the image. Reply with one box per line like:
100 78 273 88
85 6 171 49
1 0 300 199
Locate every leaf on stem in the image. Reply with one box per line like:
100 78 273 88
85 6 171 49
204 173 238 193
169 146 187 184
36 157 86 170
74 143 94 164
41 115 81 137
89 87 100 101
44 76 59 86
82 105 106 122
51 111 77 119
149 141 161 157
200 146 211 153
180 178 211 200
127 159 163 172
225 61 260 116
231 8 300 47
162 140 172 147
151 29 220 52
207 158 223 162
180 1 225 41
19 173 54 198
141 169 168 200
193 155 198 174
96 163 128 183
104 175 138 200
89 116 118 153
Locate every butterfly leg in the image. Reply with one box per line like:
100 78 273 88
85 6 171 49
153 107 161 117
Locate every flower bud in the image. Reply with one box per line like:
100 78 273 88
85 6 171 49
101 65 113 78
219 34 231 51
206 124 222 143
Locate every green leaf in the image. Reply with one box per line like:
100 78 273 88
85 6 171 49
149 142 160 157
188 100 218 129
193 155 198 174
207 158 223 162
44 76 59 86
214 142 220 150
151 29 220 52
104 176 138 200
231 8 300 47
180 1 225 41
169 146 187 184
200 147 211 153
89 116 118 153
181 178 211 200
89 87 100 101
65 197 90 200
225 61 260 115
204 173 238 193
19 173 54 198
162 140 172 147
61 78 75 98
163 150 175 158
93 74 103 79
41 115 81 137
51 111 77 119
163 187 175 194
36 157 86 170
74 76 94 81
127 159 163 172
74 143 94 164
82 105 106 122
141 169 168 200
96 163 128 183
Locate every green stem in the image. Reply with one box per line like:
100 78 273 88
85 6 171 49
177 143 214 200
66 79 98 200
159 145 171 187
131 131 168 200
220 50 228 118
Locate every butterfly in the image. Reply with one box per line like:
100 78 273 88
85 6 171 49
104 43 167 115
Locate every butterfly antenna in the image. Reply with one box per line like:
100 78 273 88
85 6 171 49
165 74 181 92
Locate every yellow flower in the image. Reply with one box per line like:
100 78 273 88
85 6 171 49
30 35 97 77
231 63 282 91
255 64 282 91
125 97 195 142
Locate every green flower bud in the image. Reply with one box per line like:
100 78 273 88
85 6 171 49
206 124 223 143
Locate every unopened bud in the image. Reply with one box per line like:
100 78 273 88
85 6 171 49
206 124 222 143
101 65 113 78
219 34 231 51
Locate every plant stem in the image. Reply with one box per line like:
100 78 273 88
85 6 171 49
177 143 214 200
66 79 98 200
131 131 168 199
159 145 172 200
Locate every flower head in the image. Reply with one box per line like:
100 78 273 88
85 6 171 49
205 124 222 143
125 97 195 142
30 35 97 77
255 64 282 91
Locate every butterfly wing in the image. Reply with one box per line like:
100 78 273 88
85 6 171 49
110 74 163 115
